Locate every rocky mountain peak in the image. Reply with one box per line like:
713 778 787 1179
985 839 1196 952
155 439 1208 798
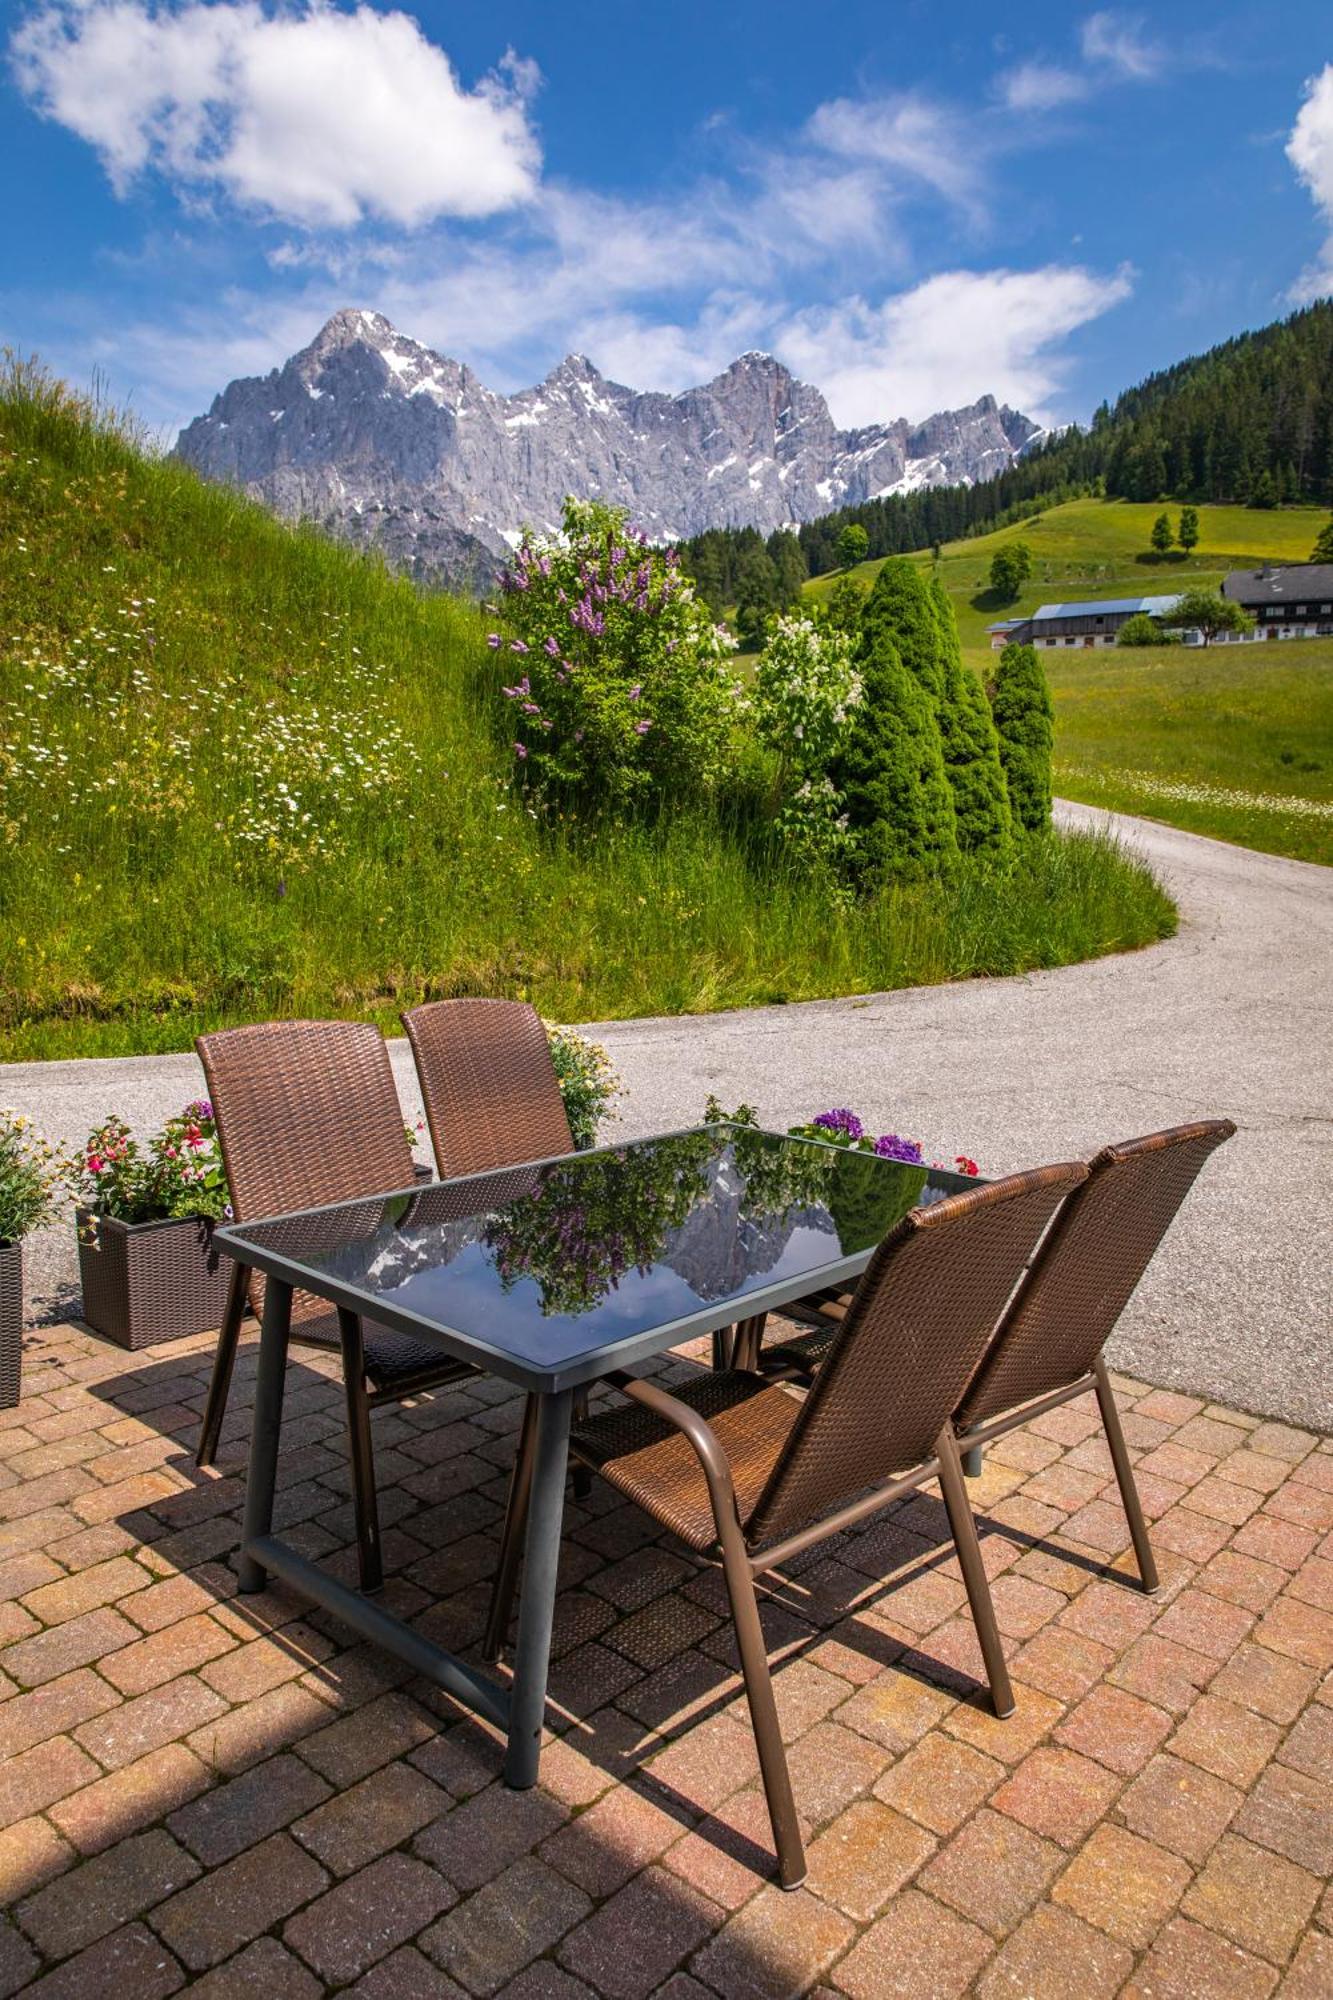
175 312 1041 589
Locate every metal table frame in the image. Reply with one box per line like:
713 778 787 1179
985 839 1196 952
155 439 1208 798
215 1124 938 1789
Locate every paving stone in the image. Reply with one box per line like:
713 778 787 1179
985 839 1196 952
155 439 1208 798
1249 1423 1317 1463
1053 1682 1172 1776
49 1744 211 1854
1280 1932 1333 1999
539 1784 689 1899
350 1944 470 1998
1210 1643 1318 1723
991 1746 1122 1850
167 1752 333 1865
1 1606 139 1687
940 1683 1064 1765
1181 1831 1320 1964
1118 1752 1243 1864
1154 1589 1256 1661
14 1920 184 2000
1111 1631 1219 1713
1277 1699 1333 1779
416 1778 568 1893
185 1679 335 1775
151 1832 328 1971
831 1887 991 1999
1253 1594 1333 1671
76 1673 228 1770
297 1689 437 1786
421 1856 590 1996
975 1901 1132 2000
1168 1693 1282 1788
557 1866 720 2000
20 1556 154 1628
781 1720 890 1824
804 1801 935 1922
1051 1822 1192 1947
872 1731 1003 1834
1009 1625 1113 1702
1231 1515 1320 1571
285 1851 456 1986
1234 1763 1333 1874
16 1828 200 1960
0 1733 101 1831
1124 1916 1279 1999
690 1883 854 2000
184 1935 323 2000
834 1672 954 1753
916 1807 1062 1937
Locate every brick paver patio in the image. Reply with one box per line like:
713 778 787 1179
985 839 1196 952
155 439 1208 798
0 1320 1329 1998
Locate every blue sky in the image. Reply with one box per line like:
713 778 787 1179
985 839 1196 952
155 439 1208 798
3 1 1332 439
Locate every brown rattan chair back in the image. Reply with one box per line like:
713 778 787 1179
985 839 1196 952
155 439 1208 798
955 1120 1235 1433
198 1019 416 1225
401 999 573 1178
743 1162 1088 1549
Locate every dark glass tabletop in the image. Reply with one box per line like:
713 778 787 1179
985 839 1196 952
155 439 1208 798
215 1125 978 1392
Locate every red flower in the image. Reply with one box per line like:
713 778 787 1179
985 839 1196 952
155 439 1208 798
955 1155 979 1177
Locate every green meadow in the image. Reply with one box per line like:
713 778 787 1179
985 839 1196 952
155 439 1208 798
0 364 1174 1062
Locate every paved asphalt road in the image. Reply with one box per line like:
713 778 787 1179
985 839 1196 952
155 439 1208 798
4 802 1330 1427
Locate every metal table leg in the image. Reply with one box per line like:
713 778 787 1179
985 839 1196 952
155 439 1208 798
239 1276 293 1594
503 1386 574 1789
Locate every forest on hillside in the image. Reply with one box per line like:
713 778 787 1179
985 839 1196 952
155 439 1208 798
682 300 1333 606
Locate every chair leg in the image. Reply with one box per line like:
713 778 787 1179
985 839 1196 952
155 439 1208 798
719 1526 806 1889
197 1258 249 1469
483 1392 539 1663
935 1428 1014 1718
1094 1355 1160 1594
336 1309 383 1596
733 1315 768 1372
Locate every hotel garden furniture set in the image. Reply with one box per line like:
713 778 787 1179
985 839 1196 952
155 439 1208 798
109 995 1228 1890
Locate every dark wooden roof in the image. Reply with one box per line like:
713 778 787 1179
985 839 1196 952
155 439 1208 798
1223 564 1333 606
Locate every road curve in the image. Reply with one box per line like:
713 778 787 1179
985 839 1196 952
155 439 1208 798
5 803 1331 1427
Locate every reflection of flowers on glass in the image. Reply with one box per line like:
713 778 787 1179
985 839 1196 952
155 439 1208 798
485 1132 719 1315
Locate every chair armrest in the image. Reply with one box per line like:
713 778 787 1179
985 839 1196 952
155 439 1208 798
601 1371 741 1527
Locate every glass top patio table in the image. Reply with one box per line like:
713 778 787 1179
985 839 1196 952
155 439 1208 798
213 1123 979 1790
215 1123 977 1394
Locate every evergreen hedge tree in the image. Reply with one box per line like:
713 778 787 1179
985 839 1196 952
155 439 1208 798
989 642 1054 833
930 577 1013 859
831 569 959 881
867 557 944 699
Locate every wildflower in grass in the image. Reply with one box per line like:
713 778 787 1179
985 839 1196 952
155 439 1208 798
514 742 528 759
486 633 502 648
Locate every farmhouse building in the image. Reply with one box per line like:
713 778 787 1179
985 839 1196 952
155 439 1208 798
987 595 1183 649
1221 563 1333 640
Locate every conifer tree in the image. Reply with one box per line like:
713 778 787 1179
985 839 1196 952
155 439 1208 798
831 569 959 881
1178 506 1200 554
1150 511 1175 555
930 577 1013 859
869 557 945 699
989 642 1054 833
1310 515 1333 564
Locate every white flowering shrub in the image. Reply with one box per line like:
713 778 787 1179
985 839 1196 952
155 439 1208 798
751 615 862 862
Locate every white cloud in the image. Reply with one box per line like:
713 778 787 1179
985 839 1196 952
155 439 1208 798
996 62 1089 113
775 264 1134 427
1287 64 1333 302
807 93 984 221
1079 12 1165 82
10 2 541 226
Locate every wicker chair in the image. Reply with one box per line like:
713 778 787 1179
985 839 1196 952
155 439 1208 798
195 1020 479 1593
762 1121 1237 1595
401 999 573 1178
485 1160 1087 1889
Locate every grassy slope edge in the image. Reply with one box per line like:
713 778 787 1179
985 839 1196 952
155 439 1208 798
0 367 1175 1062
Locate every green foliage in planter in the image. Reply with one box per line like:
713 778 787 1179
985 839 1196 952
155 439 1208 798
989 642 1055 833
69 1103 230 1226
930 577 1014 861
0 1111 65 1243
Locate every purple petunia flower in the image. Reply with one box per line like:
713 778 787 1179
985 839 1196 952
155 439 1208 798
814 1109 863 1140
874 1133 924 1164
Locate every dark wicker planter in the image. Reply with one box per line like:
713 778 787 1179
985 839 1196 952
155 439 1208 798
0 1241 21 1409
76 1208 232 1350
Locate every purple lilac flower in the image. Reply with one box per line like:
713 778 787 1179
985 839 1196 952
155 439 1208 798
513 742 528 759
814 1109 864 1140
521 701 540 715
543 636 561 656
509 639 530 654
874 1134 924 1164
486 633 502 649
628 684 641 700
634 719 652 735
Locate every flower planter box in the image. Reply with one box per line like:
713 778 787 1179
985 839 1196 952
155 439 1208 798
0 1241 21 1409
76 1208 232 1350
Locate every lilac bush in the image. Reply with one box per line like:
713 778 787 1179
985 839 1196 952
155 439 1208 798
486 498 740 807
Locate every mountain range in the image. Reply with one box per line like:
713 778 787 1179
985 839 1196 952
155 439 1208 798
174 308 1042 586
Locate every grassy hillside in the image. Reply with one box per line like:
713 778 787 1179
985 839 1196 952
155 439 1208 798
805 498 1333 863
0 366 1175 1061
